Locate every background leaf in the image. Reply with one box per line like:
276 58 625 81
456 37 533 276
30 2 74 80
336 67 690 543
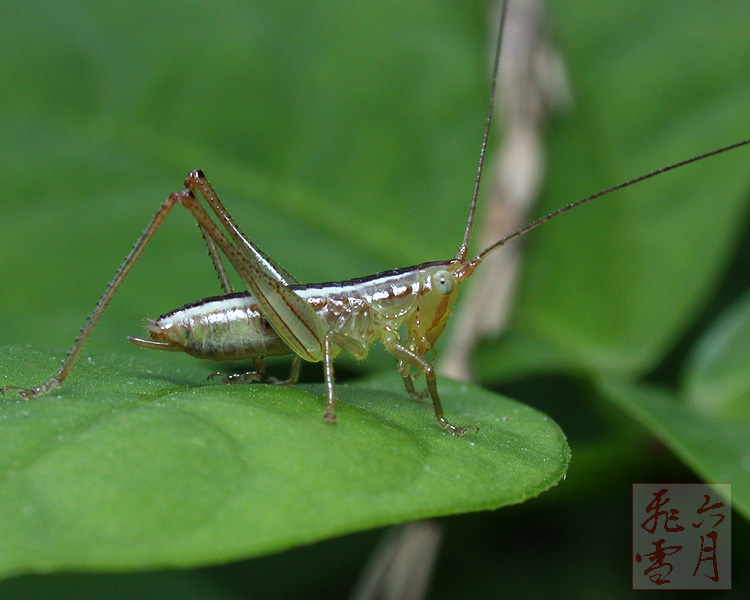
682 292 750 420
480 1 750 378
598 377 750 520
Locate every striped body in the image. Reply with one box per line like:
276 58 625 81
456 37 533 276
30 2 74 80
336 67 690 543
133 260 462 363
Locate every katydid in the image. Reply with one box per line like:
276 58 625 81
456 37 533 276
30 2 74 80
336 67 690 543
1 4 748 435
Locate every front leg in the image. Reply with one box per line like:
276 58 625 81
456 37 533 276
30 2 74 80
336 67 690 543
386 340 478 436
398 361 429 403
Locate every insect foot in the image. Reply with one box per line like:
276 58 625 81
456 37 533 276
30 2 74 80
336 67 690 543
1 379 59 400
207 371 263 384
444 422 480 437
434 410 479 436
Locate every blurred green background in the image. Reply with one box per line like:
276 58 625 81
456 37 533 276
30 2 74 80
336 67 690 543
1 0 749 597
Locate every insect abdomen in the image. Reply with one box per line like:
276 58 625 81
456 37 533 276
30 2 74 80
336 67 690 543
142 293 291 360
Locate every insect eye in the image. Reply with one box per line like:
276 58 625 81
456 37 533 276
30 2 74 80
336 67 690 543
431 270 454 295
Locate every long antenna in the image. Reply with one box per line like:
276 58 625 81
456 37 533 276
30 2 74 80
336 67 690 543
469 138 750 265
455 0 509 262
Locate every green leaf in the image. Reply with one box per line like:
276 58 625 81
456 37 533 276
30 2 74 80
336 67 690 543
598 377 750 521
0 346 568 577
683 292 750 420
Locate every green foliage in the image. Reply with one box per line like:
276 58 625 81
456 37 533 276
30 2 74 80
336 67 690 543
0 348 568 576
0 0 749 596
683 292 750 420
